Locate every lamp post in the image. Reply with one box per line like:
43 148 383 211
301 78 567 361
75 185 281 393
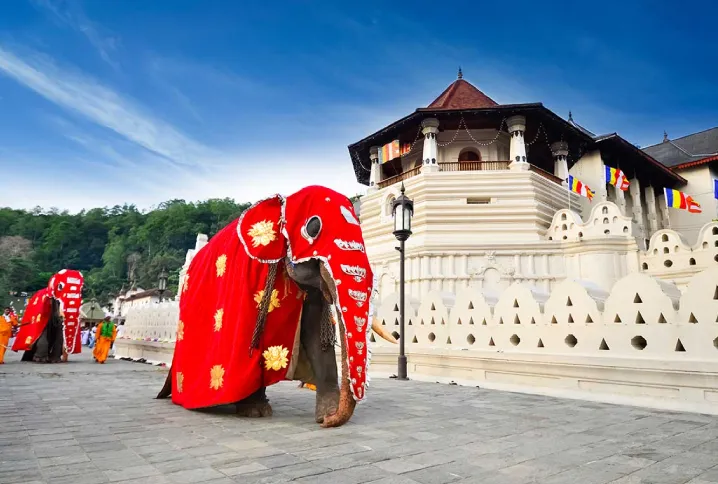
158 267 168 303
392 182 414 380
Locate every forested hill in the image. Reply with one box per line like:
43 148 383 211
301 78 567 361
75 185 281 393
0 198 251 306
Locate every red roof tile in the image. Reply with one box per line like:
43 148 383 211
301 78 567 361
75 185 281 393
427 79 499 110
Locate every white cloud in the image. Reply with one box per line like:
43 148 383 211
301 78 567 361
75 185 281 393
0 44 372 212
30 0 120 69
0 45 221 171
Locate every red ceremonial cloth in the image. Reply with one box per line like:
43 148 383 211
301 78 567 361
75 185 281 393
172 196 304 409
12 270 84 354
49 270 84 354
12 288 52 351
282 186 373 401
170 186 373 409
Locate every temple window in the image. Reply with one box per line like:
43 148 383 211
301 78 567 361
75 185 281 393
459 149 481 162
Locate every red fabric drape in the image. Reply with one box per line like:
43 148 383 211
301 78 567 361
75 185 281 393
12 288 52 352
283 186 373 401
172 198 304 409
170 186 373 409
49 270 84 354
12 269 84 354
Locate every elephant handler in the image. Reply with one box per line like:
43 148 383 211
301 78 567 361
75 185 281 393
0 307 19 364
92 316 117 364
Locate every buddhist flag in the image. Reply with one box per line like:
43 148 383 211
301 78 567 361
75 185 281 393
664 188 701 213
605 165 630 191
567 175 594 201
380 140 401 164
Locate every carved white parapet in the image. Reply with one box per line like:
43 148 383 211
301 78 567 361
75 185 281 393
507 115 527 170
368 146 381 192
550 141 569 182
421 118 440 173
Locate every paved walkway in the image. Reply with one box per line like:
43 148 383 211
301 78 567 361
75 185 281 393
2 350 718 484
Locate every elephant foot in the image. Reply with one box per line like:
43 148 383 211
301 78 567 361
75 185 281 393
236 401 273 418
315 391 339 424
235 387 272 418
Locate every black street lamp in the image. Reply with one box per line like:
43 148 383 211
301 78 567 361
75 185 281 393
392 182 414 380
158 267 168 302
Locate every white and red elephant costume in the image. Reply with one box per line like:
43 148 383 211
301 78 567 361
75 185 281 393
164 186 376 427
13 269 85 361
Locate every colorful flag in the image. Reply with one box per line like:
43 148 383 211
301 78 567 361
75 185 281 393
380 140 401 164
714 179 718 200
400 143 412 156
664 188 701 213
567 175 594 201
604 165 630 191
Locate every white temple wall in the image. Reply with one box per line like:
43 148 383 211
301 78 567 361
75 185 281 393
116 266 718 415
568 150 604 216
664 166 718 244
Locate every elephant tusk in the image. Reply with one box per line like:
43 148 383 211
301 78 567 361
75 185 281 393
371 318 398 344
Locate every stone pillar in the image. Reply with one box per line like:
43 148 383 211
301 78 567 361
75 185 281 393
368 146 381 192
550 141 569 182
614 185 627 215
644 185 660 233
507 115 528 171
421 118 440 173
629 178 646 239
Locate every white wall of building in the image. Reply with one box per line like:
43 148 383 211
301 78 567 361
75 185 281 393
664 165 718 244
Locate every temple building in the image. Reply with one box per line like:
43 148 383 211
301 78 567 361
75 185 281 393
349 71 718 297
117 71 718 416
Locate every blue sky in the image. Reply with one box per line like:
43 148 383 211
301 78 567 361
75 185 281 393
0 0 716 212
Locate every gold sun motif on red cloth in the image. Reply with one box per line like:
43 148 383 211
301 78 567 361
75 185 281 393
176 372 184 393
214 309 223 332
247 220 276 248
176 320 184 341
181 275 189 294
254 289 281 313
263 345 289 371
209 365 224 390
216 254 227 277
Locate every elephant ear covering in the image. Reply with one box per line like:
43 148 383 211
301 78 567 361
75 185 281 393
171 195 304 410
12 287 52 352
49 269 84 354
283 186 373 402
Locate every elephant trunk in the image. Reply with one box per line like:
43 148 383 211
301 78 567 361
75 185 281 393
320 315 355 428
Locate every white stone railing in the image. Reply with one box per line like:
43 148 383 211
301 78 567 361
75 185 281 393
371 267 718 359
114 264 718 414
118 301 179 343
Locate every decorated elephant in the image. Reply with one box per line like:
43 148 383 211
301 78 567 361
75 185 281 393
13 269 85 363
157 185 395 427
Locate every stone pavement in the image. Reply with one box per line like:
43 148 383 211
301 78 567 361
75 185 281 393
2 351 718 484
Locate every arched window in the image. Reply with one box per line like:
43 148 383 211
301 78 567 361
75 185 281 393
459 149 481 162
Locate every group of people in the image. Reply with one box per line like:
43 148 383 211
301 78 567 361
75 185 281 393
0 308 121 365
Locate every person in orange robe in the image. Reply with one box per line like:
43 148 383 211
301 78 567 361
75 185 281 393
92 317 117 364
0 307 19 364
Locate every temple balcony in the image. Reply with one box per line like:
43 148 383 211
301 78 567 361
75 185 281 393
377 161 562 189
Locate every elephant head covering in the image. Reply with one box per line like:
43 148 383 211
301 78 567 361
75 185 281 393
12 269 84 353
171 185 373 412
